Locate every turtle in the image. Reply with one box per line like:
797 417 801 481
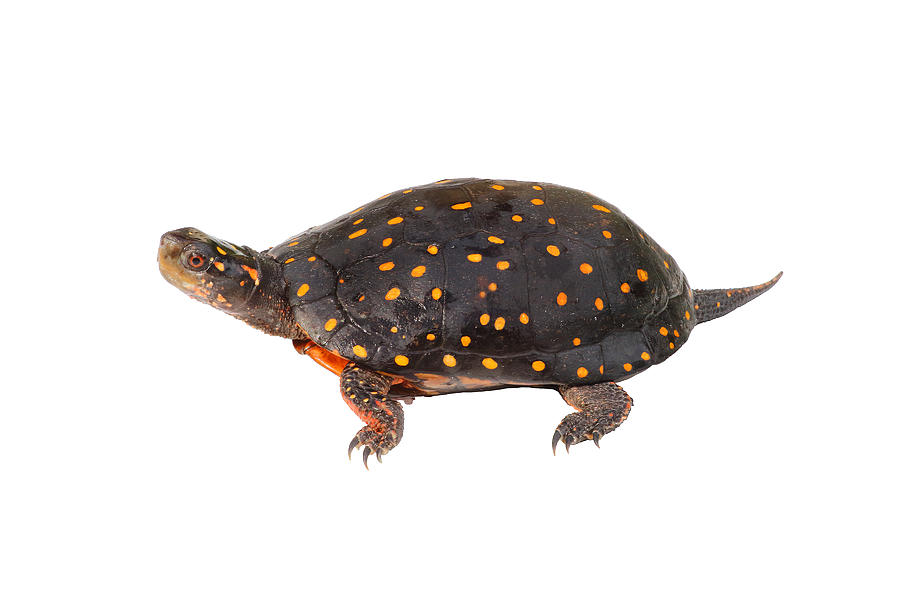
158 178 781 467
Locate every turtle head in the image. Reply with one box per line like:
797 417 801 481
158 227 300 338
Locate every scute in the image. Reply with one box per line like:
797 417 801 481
267 179 696 392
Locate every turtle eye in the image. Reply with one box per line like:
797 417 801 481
186 252 206 269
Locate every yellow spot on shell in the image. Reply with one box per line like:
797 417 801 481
382 237 393 247
427 245 438 255
548 217 556 224
532 185 543 190
637 269 649 282
411 265 427 277
488 236 505 244
511 215 523 222
531 198 544 205
288 241 299 247
488 282 498 292
390 326 399 333
432 287 442 300
546 245 560 256
353 218 364 225
659 326 669 336
387 217 404 225
532 360 546 372
297 283 310 297
426 333 436 341
573 338 581 346
556 292 567 306
324 318 338 331
685 311 691 320
414 205 424 211
482 358 498 369
580 263 593 274
623 363 633 372
307 256 316 262
602 230 612 239
461 336 471 347
451 202 472 210
494 317 505 330
577 367 588 378
216 246 226 255
595 298 604 310
402 189 413 194
394 355 409 366
620 283 631 293
349 228 367 239
641 352 651 360
599 365 604 374
496 260 510 270
443 354 457 367
216 293 226 302
674 329 680 337
664 260 670 269
593 205 611 213
385 287 401 300
379 262 395 271
353 345 367 358
284 258 295 264
214 262 225 271
669 342 675 349
468 253 483 263
519 312 529 324
480 313 490 326
491 184 504 190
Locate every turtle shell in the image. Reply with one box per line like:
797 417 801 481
266 179 697 394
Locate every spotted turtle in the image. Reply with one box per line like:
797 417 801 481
158 178 780 466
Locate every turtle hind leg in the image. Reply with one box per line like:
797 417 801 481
341 363 405 468
553 382 634 454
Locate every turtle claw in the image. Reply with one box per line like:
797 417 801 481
362 447 372 470
564 434 574 453
346 426 400 468
593 431 603 447
552 430 561 455
553 412 615 454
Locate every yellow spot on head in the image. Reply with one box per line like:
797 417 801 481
385 287 401 300
461 336 471 347
468 253 483 263
490 184 504 190
546 245 560 256
577 367 588 378
395 355 409 366
488 236 505 244
284 257 295 264
427 244 438 255
623 363 633 372
532 360 546 372
214 262 225 271
519 313 529 324
580 263 593 274
602 230 612 239
573 338 581 346
451 202 472 210
480 313 490 326
669 342 675 349
411 265 427 277
620 282 631 293
382 237 393 247
288 241 299 247
432 287 442 300
659 326 669 336
379 261 395 271
556 292 567 306
496 260 510 270
685 310 691 320
348 228 367 239
593 205 611 213
353 345 367 358
482 358 498 369
387 217 404 225
353 218 364 225
297 283 310 297
531 198 544 205
426 333 436 341
216 293 226 302
414 205 424 211
673 329 680 337
594 298 604 310
494 317 505 330
511 215 523 222
532 185 543 190
216 246 226 255
641 352 651 360
325 318 338 331
443 354 457 367
637 269 649 282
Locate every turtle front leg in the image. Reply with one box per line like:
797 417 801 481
341 363 404 468
553 382 633 454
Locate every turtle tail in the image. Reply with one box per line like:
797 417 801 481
693 272 782 324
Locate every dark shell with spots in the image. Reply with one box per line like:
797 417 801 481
266 179 697 395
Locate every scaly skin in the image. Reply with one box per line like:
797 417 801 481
341 363 404 468
554 382 634 454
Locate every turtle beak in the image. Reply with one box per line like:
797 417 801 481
158 229 202 292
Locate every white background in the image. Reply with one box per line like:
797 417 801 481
2 1 898 598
